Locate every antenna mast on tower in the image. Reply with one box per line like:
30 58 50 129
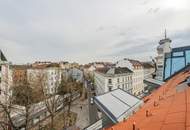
165 29 167 39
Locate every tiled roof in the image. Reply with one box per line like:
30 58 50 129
96 67 133 75
10 65 32 69
142 62 154 69
104 68 190 130
96 67 110 74
124 58 143 67
107 67 133 75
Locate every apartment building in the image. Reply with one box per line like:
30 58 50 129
116 59 144 96
0 50 11 104
27 63 62 94
94 67 133 95
142 62 155 79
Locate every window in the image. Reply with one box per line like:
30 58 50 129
108 86 112 91
186 50 190 65
171 57 185 75
108 79 112 84
164 58 171 79
173 51 184 57
117 78 119 83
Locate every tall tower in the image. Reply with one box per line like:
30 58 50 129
155 30 172 81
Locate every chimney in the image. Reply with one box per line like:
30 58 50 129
146 110 149 117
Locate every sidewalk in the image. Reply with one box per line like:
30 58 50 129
71 99 89 129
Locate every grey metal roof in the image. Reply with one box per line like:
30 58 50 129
0 50 7 61
106 67 133 75
94 89 143 123
144 78 165 86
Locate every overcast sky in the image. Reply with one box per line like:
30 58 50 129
0 0 189 64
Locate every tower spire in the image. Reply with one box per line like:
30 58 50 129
165 29 167 39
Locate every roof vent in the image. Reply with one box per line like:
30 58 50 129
153 101 159 107
159 96 164 100
146 110 152 117
133 122 136 130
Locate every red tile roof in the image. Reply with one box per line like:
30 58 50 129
104 69 190 130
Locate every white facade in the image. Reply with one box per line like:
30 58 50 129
0 63 12 104
0 50 11 103
116 59 144 96
27 67 62 94
94 69 133 95
155 36 172 81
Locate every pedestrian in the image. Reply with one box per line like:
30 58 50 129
80 106 82 110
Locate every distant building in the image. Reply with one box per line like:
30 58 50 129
155 31 172 81
83 62 113 80
83 64 96 79
163 45 190 80
27 64 62 94
116 59 144 96
94 67 133 95
9 65 31 86
69 68 83 82
142 62 155 79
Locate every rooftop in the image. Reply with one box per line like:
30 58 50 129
94 89 143 123
96 67 133 76
142 62 155 69
104 67 190 130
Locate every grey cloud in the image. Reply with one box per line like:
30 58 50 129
0 0 189 64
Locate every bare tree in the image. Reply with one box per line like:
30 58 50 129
35 70 61 130
12 81 35 130
58 75 83 128
0 81 37 130
0 99 19 130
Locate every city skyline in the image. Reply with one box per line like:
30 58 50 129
0 0 189 64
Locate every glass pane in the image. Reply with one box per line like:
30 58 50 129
171 57 185 74
173 51 184 57
186 50 190 65
164 58 171 79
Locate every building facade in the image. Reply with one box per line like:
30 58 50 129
155 32 172 81
163 45 190 80
0 50 11 104
142 62 155 79
27 65 62 95
94 67 133 95
69 68 83 82
116 59 144 96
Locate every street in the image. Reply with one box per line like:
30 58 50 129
86 80 99 124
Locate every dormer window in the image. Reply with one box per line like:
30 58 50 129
108 79 112 84
108 86 112 91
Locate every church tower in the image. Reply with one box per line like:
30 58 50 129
155 30 172 80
